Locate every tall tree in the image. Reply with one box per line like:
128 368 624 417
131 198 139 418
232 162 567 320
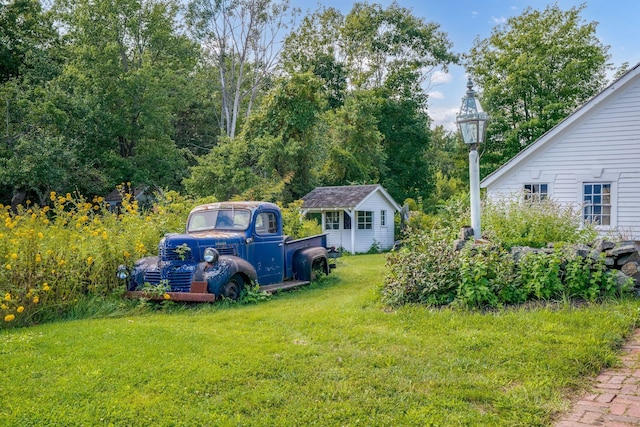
0 0 58 83
184 72 327 202
318 90 386 186
186 0 296 138
465 3 610 176
281 2 457 205
52 0 199 193
282 2 457 105
0 0 64 204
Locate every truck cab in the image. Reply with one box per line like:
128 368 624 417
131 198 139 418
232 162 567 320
119 201 332 302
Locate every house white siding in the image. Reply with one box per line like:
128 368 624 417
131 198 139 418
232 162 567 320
483 66 640 239
354 193 396 252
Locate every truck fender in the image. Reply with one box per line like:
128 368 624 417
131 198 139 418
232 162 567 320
203 256 257 296
293 247 328 281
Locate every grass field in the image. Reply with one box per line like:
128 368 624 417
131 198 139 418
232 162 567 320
1 254 639 426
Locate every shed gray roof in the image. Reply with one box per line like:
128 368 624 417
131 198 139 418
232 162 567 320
302 184 390 209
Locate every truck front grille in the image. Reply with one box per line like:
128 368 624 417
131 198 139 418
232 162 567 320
143 268 193 292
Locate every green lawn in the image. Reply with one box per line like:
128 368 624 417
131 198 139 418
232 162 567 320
2 254 639 426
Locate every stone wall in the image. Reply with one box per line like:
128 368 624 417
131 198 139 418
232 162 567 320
453 227 640 288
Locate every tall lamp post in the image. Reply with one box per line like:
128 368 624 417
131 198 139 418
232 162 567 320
456 79 488 241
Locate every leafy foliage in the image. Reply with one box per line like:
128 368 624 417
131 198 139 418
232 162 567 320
382 228 460 307
279 200 322 239
482 197 598 249
383 198 632 309
466 3 611 176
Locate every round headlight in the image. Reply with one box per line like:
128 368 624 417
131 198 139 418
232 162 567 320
203 247 219 264
116 265 129 280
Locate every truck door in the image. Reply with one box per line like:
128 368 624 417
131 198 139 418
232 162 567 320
251 210 284 285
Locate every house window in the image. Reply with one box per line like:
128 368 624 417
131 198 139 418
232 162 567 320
325 211 339 230
524 183 548 201
380 210 386 226
357 211 373 230
583 183 611 226
343 211 351 230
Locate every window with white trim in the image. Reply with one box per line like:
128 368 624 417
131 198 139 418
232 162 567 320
380 210 386 226
583 183 611 226
325 211 339 230
523 183 548 201
357 211 373 230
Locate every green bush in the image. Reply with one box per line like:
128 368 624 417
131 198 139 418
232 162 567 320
279 200 322 239
382 228 460 307
483 197 597 249
382 197 632 309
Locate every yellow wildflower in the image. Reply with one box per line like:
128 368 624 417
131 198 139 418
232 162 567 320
5 264 10 270
4 293 9 301
50 191 56 201
10 253 17 260
33 296 39 304
4 314 15 322
1 303 7 310
17 306 24 313
163 293 171 300
123 251 131 258
87 256 94 266
58 259 66 267
38 232 43 239
35 254 42 263
43 283 50 291
65 193 72 201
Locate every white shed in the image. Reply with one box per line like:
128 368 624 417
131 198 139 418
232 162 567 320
301 184 401 254
481 62 640 239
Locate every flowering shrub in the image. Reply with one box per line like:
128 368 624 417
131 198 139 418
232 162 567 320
0 187 188 328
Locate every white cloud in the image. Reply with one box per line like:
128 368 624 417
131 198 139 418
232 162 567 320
491 16 507 24
430 70 452 85
472 11 479 18
428 91 444 100
429 107 459 131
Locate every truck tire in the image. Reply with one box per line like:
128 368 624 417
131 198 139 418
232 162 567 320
222 274 244 301
310 258 328 282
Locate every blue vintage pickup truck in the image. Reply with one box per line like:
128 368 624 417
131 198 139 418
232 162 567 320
117 201 334 302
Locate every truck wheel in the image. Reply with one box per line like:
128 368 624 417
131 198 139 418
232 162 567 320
222 274 244 300
310 259 327 282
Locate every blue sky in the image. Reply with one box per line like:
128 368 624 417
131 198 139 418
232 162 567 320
294 0 640 129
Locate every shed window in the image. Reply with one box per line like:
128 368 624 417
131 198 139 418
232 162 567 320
325 211 339 230
524 183 548 201
357 211 373 230
583 183 611 226
380 210 386 226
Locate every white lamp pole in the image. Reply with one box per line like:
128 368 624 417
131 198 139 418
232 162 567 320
456 79 488 241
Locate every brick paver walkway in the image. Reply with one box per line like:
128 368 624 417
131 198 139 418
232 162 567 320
555 329 640 426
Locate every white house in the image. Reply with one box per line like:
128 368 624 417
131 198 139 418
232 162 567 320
481 62 640 239
301 184 401 254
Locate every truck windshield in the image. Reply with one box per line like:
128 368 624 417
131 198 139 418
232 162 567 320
187 209 251 232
